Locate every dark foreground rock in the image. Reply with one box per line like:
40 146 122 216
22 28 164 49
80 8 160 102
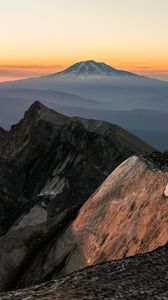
1 244 168 299
0 102 158 292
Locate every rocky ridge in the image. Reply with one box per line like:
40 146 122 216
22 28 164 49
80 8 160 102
0 101 153 236
0 102 167 296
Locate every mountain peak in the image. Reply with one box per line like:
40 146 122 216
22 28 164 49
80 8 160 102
48 60 138 78
27 100 45 112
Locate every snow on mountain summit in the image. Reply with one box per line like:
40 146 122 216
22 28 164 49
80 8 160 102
47 60 139 78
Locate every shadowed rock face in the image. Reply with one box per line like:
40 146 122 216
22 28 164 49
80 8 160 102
0 101 154 292
0 204 79 292
0 101 153 236
1 244 168 299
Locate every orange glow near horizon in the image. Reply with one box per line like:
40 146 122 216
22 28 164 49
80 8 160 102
0 65 64 82
0 60 168 82
0 0 168 82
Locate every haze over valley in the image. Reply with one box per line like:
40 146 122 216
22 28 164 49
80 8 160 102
0 60 168 150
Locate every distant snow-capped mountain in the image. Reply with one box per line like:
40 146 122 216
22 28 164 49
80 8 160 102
47 60 139 78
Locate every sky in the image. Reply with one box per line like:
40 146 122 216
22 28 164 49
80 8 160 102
0 0 168 82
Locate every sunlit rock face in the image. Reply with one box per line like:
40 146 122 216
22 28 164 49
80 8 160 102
18 154 168 288
71 155 168 265
1 244 168 300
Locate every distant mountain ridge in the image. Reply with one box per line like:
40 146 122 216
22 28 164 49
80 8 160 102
47 60 139 78
0 60 168 150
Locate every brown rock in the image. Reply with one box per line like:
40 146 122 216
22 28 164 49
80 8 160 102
72 156 168 264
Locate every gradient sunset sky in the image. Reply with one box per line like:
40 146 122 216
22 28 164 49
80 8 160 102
0 0 168 82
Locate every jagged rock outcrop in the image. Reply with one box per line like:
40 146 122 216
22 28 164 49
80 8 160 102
1 244 168 299
0 101 154 292
0 101 154 235
16 154 168 288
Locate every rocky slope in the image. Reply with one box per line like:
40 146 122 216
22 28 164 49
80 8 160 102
1 244 167 299
14 153 168 289
0 101 154 292
0 101 153 236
